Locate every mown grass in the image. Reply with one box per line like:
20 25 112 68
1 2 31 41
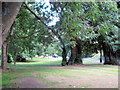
2 58 62 88
15 59 61 66
37 73 61 87
2 57 118 88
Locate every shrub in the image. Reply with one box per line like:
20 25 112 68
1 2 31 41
7 53 13 63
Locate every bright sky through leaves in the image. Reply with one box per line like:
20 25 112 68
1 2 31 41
35 0 59 26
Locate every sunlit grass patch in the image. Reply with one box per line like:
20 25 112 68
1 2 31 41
13 59 62 66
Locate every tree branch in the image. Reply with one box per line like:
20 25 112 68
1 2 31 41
6 22 15 41
16 30 41 39
24 2 65 47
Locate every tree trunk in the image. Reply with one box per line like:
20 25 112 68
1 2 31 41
68 38 82 65
102 43 109 64
1 41 8 70
61 47 67 66
13 52 16 66
74 38 82 64
1 2 22 70
13 55 16 66
74 53 82 64
100 49 102 63
0 2 2 50
68 46 77 65
108 49 118 65
109 49 112 63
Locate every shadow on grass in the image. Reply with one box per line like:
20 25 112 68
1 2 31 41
16 60 38 63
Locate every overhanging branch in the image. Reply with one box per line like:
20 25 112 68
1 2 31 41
24 2 65 47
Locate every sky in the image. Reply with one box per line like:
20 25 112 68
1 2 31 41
35 0 59 26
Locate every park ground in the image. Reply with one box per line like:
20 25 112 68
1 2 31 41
0 57 119 88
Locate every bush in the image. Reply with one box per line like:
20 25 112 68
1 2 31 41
7 53 13 63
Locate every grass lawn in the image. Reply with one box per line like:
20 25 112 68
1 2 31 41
2 57 119 88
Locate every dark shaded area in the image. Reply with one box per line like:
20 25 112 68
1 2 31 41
7 55 12 63
68 38 82 65
16 55 26 62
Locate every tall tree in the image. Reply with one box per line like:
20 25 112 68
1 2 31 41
1 2 22 70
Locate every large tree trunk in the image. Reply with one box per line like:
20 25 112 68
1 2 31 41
0 2 2 51
61 47 67 66
68 38 82 65
1 41 8 70
74 51 82 64
1 2 22 70
68 46 77 65
74 38 82 64
108 49 119 65
102 43 108 64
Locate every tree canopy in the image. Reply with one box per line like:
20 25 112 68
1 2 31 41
1 1 120 70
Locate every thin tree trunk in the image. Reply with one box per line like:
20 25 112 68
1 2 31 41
109 50 112 62
74 38 82 64
100 49 102 63
13 55 16 66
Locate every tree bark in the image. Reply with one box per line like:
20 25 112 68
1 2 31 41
61 47 67 66
108 49 119 65
13 54 16 66
102 42 109 64
68 46 77 65
100 48 102 63
1 41 8 70
74 38 82 64
68 38 82 65
1 2 22 70
109 49 112 62
0 2 2 50
74 51 82 64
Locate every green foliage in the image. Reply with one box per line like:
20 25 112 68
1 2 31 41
7 53 13 63
8 4 54 58
7 2 119 61
50 2 119 56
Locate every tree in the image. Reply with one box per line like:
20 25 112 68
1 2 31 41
8 5 54 65
23 2 70 66
1 1 119 70
24 2 119 65
1 2 22 70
